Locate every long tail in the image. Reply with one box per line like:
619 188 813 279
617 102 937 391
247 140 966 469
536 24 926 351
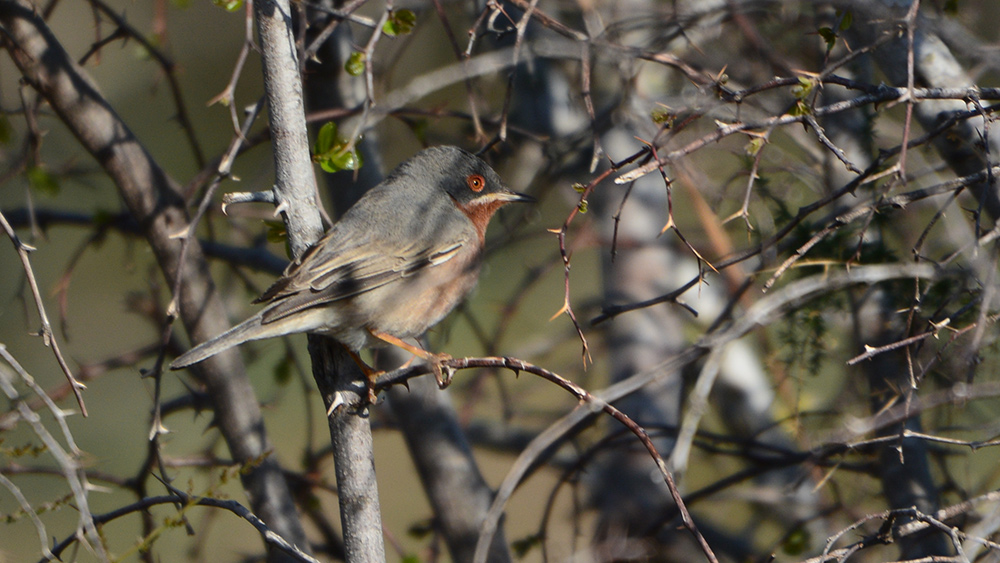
171 313 277 369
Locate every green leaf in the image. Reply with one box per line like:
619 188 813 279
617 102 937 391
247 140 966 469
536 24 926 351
745 136 765 157
577 199 588 214
791 76 816 100
345 51 366 76
782 526 811 555
264 220 286 243
788 99 811 117
314 122 338 155
212 0 242 12
817 26 836 50
313 122 364 173
838 10 853 31
383 9 417 37
650 107 676 127
321 149 363 173
27 166 59 197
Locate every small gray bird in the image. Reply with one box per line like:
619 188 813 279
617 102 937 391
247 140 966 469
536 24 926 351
171 146 531 393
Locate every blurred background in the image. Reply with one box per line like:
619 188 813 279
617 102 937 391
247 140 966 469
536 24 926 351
2 0 1000 561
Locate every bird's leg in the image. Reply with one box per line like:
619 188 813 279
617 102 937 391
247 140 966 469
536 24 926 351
368 330 454 389
341 347 382 407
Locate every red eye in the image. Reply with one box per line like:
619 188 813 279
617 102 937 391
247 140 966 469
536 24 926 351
466 174 485 192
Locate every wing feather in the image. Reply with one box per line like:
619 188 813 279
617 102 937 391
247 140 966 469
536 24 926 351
258 239 468 325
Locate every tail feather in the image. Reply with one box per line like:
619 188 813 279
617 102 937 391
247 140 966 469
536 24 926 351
171 313 277 369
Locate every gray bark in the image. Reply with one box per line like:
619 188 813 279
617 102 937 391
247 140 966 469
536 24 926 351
254 0 385 560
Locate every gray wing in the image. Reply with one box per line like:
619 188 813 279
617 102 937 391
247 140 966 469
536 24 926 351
257 237 466 325
255 169 476 324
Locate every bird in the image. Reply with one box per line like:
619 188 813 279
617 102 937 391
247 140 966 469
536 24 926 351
170 146 532 400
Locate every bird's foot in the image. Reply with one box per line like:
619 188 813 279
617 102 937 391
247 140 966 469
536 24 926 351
363 369 383 405
429 353 454 389
367 330 455 389
340 346 383 407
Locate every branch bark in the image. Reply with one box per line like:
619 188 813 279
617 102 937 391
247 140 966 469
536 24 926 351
253 0 386 561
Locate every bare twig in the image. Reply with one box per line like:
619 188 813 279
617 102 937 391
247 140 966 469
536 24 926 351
0 209 87 413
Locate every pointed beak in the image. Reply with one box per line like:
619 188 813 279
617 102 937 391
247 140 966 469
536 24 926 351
467 188 535 208
496 189 535 204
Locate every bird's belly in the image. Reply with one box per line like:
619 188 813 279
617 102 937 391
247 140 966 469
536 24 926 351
363 256 481 343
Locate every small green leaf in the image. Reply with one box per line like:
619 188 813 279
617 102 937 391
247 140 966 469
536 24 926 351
314 122 338 155
321 149 363 173
313 122 364 173
345 51 366 76
650 107 676 127
383 9 417 37
838 10 853 31
577 199 588 214
817 26 836 50
792 76 816 100
213 0 242 11
788 99 811 117
27 166 59 197
572 182 586 193
782 526 811 555
745 136 765 157
264 220 287 243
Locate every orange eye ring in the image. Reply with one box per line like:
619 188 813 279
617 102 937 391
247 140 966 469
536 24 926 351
466 174 485 192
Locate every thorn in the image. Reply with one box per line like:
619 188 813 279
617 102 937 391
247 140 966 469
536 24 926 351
168 226 191 240
549 302 569 321
166 298 179 319
148 420 170 441
659 216 675 236
326 392 347 416
273 198 289 217
85 482 113 494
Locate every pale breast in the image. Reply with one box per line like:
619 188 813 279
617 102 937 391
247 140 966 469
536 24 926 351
356 243 483 342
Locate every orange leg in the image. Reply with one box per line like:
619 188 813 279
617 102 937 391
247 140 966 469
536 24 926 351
342 347 382 406
368 330 454 389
